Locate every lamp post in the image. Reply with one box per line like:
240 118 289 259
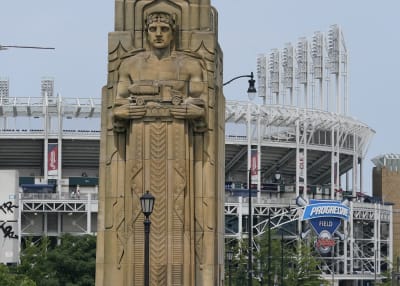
374 248 377 285
223 72 257 286
267 211 271 286
226 249 234 286
281 231 284 286
248 169 254 286
223 72 257 99
140 190 155 286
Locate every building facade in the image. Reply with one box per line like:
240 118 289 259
0 92 391 286
0 25 393 285
373 154 400 282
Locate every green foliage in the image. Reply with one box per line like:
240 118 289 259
376 261 393 286
225 239 248 285
0 263 36 286
284 241 328 286
17 234 96 286
225 230 328 286
253 228 282 283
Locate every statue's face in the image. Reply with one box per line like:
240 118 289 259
147 22 173 49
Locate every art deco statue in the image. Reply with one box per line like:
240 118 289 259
96 1 225 286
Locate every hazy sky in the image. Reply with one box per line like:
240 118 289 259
1 0 399 194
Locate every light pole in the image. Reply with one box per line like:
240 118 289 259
140 190 155 286
223 72 257 97
248 169 254 286
374 248 377 285
281 231 284 286
267 211 271 286
331 243 334 286
268 170 281 286
223 72 257 286
226 249 234 286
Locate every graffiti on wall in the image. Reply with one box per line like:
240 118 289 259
0 200 18 239
0 201 18 214
0 221 18 239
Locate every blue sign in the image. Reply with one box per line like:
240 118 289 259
310 217 341 235
298 198 350 253
302 200 349 221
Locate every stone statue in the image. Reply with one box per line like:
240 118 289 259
113 11 207 132
96 1 224 286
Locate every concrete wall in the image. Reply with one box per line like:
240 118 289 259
0 170 19 264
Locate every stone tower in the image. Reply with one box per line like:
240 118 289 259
95 1 225 285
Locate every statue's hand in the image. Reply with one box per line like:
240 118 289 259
183 97 205 106
170 103 205 119
113 103 147 119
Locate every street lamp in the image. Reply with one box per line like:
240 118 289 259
140 190 155 286
248 169 254 286
281 231 284 286
267 211 271 286
223 72 257 100
274 169 281 182
226 249 234 286
274 168 282 195
224 72 257 286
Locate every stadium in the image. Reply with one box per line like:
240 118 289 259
0 26 391 285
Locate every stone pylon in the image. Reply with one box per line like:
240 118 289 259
95 1 225 285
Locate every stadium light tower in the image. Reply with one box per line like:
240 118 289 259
268 49 280 104
257 55 267 103
282 43 294 105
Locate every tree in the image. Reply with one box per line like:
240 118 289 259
376 260 393 286
0 263 36 286
226 239 249 285
16 234 96 286
17 236 53 284
253 227 282 284
285 241 328 286
225 227 329 286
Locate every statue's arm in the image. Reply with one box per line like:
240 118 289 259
116 61 131 100
113 60 146 123
187 60 206 99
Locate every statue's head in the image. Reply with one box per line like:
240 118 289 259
145 12 177 50
145 12 176 32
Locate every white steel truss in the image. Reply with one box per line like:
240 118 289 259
224 201 392 282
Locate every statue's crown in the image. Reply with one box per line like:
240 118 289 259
146 12 176 29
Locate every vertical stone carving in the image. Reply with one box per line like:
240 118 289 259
96 1 224 285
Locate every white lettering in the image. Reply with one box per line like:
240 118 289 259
309 205 348 217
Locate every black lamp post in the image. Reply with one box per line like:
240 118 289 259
224 72 257 286
223 72 257 100
280 231 284 286
140 190 155 286
226 249 234 286
267 211 271 286
223 72 257 286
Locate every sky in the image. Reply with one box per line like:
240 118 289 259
1 0 400 194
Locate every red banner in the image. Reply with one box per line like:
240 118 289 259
48 143 58 176
251 149 258 185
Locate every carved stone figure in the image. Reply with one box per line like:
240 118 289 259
96 1 224 285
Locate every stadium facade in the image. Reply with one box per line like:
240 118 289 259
0 26 393 285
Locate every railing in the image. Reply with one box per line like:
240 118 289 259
20 192 98 201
